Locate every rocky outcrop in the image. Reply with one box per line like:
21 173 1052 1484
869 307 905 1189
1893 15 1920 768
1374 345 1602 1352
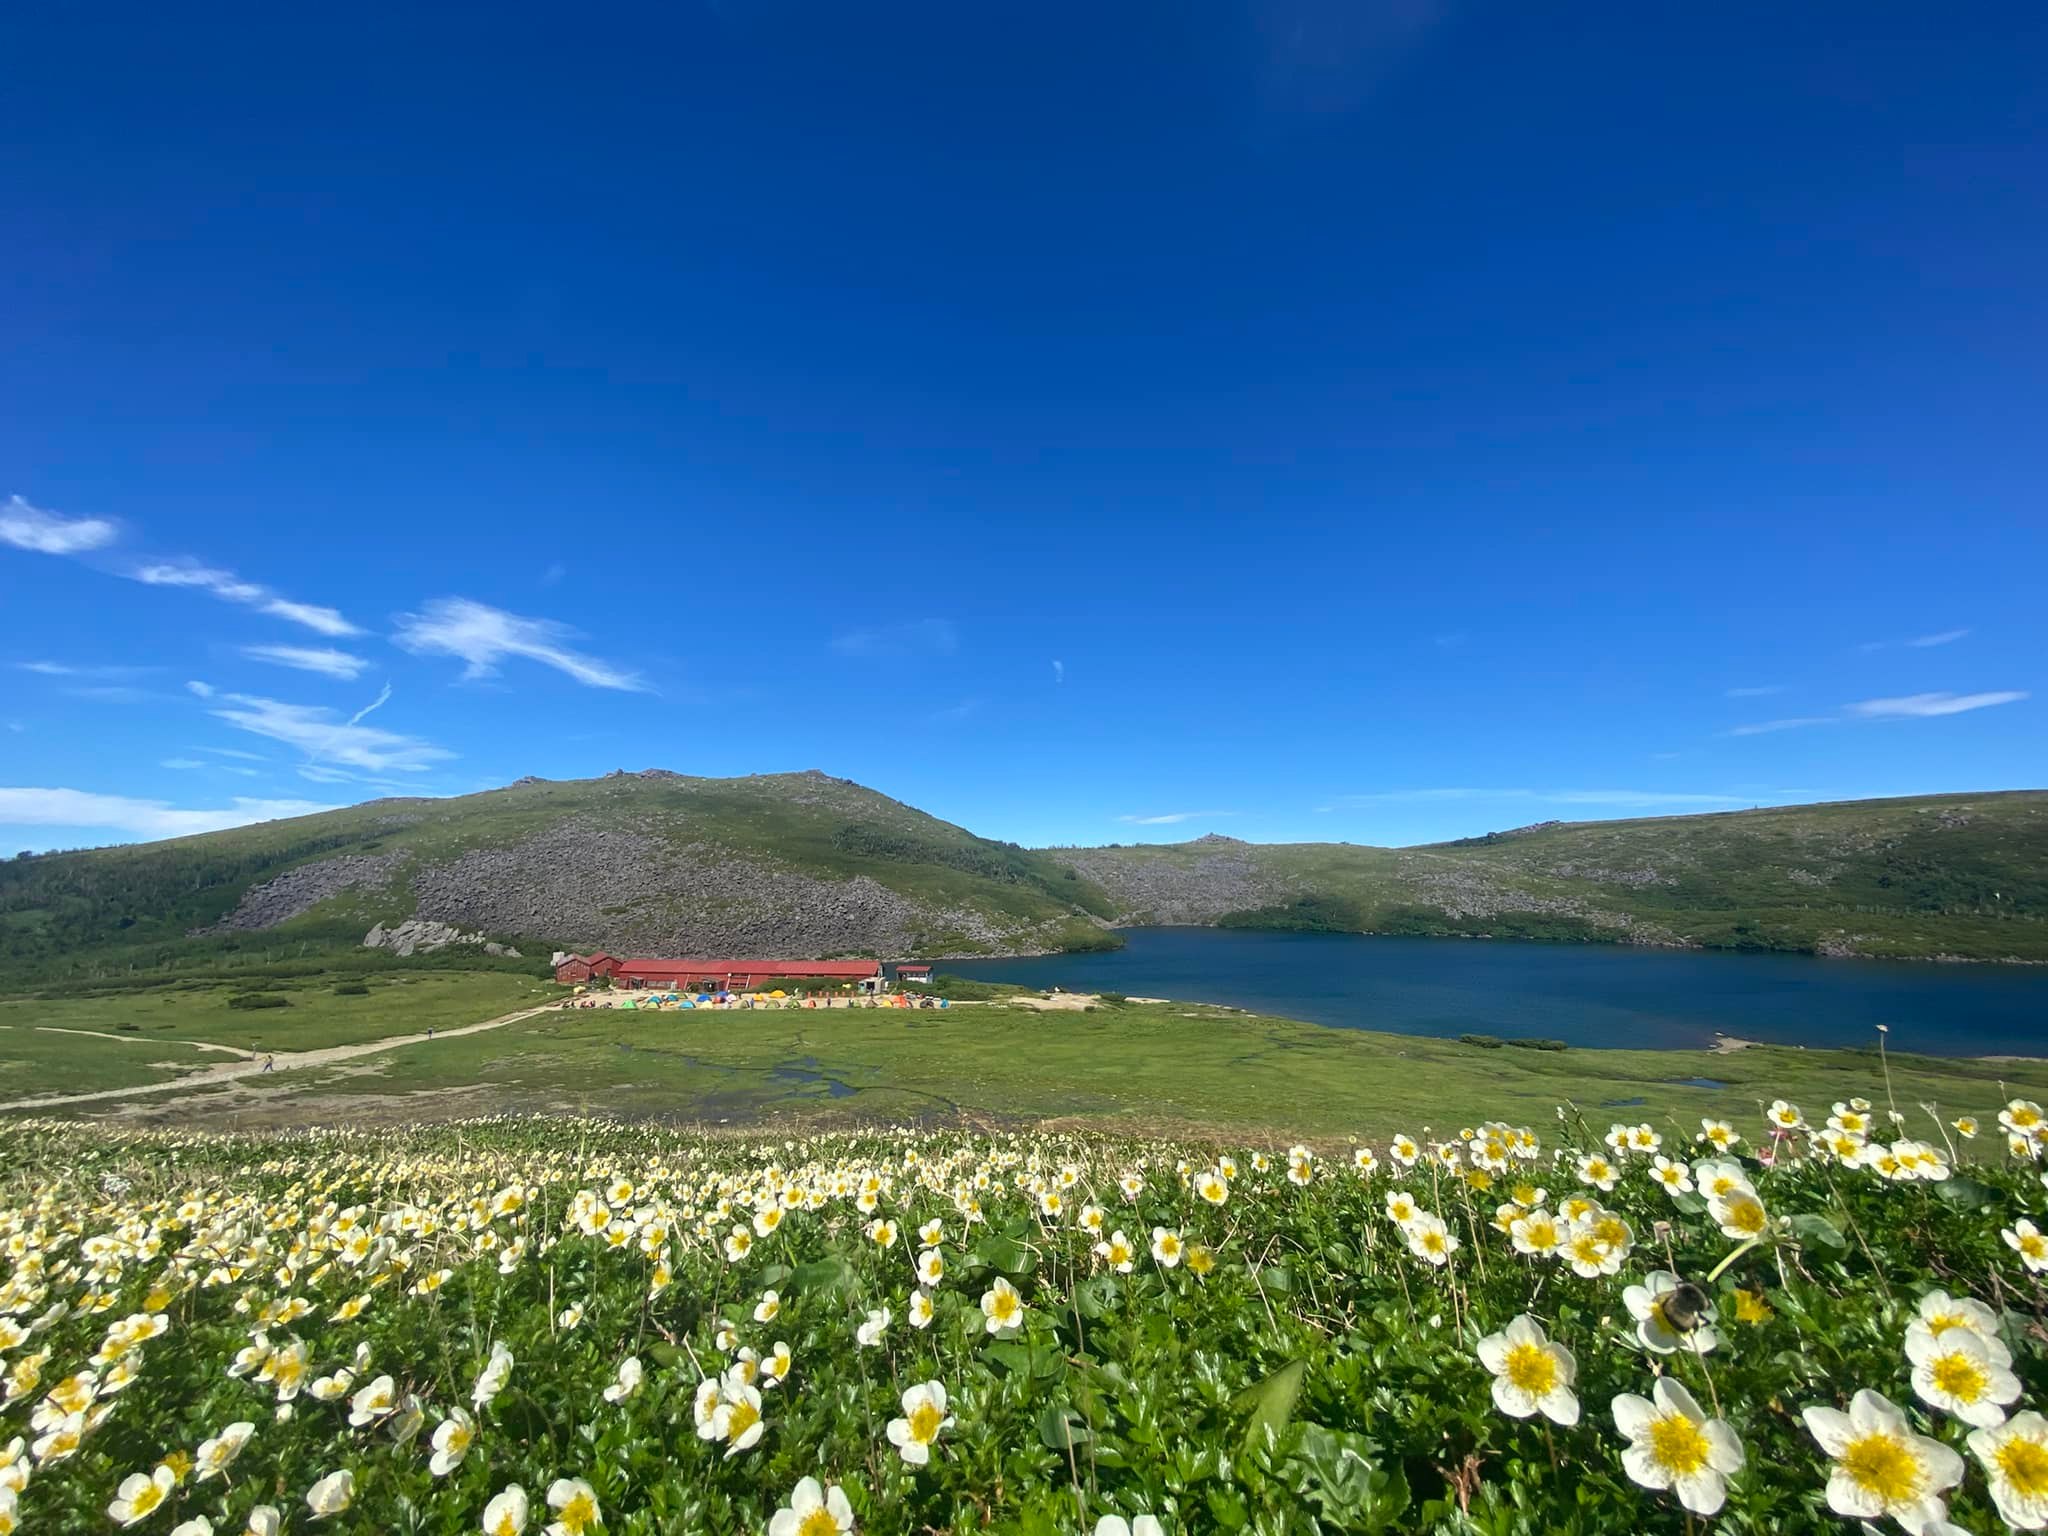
202 852 409 933
404 817 1046 958
363 919 521 959
1053 846 1305 925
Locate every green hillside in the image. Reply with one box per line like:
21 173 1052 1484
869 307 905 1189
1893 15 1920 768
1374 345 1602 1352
0 770 1117 990
1054 789 2048 961
4 778 2043 991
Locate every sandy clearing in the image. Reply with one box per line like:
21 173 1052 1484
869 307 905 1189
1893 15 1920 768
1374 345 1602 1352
0 1005 556 1113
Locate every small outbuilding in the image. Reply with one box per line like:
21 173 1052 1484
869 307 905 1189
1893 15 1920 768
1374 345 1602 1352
553 951 624 984
895 963 935 985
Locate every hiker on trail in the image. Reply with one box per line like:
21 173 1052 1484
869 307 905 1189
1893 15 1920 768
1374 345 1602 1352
262 1055 274 1073
427 1027 434 1040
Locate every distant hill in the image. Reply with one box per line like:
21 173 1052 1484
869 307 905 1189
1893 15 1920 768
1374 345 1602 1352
3 777 2043 990
0 770 1117 989
1053 791 2048 962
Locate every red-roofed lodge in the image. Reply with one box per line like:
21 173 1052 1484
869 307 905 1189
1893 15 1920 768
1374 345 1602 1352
556 955 884 991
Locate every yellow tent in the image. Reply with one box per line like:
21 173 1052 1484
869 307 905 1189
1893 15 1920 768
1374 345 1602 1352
770 989 788 999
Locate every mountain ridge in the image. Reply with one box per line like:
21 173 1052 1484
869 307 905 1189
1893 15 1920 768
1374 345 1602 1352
2 775 2043 986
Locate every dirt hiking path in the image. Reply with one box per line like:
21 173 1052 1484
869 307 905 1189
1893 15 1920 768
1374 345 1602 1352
0 1005 555 1113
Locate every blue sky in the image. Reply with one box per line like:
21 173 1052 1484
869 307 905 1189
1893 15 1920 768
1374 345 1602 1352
3 2 2043 853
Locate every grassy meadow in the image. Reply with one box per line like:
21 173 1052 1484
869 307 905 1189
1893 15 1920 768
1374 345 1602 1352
10 975 2047 1141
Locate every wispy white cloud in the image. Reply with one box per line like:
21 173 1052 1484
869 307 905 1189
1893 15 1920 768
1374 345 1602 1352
198 744 265 761
207 691 455 773
186 680 215 699
830 618 958 659
0 495 117 556
393 597 647 691
1724 685 1783 698
160 758 203 770
1846 691 2027 719
1727 716 1839 737
541 561 567 586
1861 627 1972 653
928 698 981 723
131 558 362 637
1052 659 1065 685
346 681 393 727
242 644 369 681
1117 810 1238 825
14 660 152 680
0 787 335 843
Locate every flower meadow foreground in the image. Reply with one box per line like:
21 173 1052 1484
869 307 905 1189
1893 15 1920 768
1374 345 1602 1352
4 1097 2048 1533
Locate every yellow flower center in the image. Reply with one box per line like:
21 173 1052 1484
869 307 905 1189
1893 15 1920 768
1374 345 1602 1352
2025 1235 2048 1260
1647 1413 1712 1477
1726 1200 1767 1236
130 1482 166 1517
489 1515 520 1536
558 1492 596 1533
1421 1232 1446 1255
909 1400 944 1444
1841 1432 1922 1504
1159 1236 1181 1257
1502 1341 1557 1397
1997 1437 2048 1497
1930 1354 1987 1403
725 1399 760 1440
798 1508 839 1536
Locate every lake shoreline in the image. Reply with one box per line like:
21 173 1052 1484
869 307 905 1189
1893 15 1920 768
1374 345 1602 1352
943 927 2048 1059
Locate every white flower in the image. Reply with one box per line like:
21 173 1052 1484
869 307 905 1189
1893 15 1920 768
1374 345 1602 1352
348 1373 397 1427
715 1382 766 1458
2006 1220 2048 1273
1404 1212 1459 1266
306 1468 355 1520
768 1476 855 1536
545 1476 601 1536
1709 1189 1769 1241
981 1278 1025 1335
1095 1230 1137 1273
195 1420 255 1481
1803 1388 1963 1530
887 1380 953 1465
171 1519 214 1536
908 1292 935 1330
1476 1314 1579 1425
1907 1326 2019 1428
916 1248 945 1287
856 1307 891 1348
430 1407 476 1475
1612 1377 1744 1516
1150 1228 1184 1268
1622 1272 1718 1356
241 1506 283 1536
1094 1519 1165 1536
556 1304 584 1331
602 1357 642 1404
109 1466 178 1526
472 1341 514 1407
754 1290 781 1323
1648 1156 1693 1196
693 1377 725 1440
1968 1410 2048 1531
1910 1290 2009 1364
482 1483 530 1536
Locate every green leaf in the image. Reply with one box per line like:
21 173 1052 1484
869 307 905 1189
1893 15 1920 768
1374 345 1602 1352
788 1254 856 1295
1234 1358 1306 1451
1037 1404 1093 1453
1932 1176 1995 1211
1669 1190 1709 1217
974 1235 1035 1276
1286 1422 1413 1530
1787 1213 1847 1250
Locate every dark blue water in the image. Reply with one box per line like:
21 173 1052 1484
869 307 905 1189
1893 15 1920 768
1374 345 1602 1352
943 928 2048 1054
